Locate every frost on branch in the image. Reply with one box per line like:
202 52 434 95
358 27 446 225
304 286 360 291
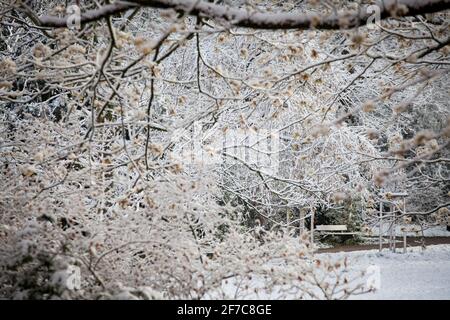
0 0 449 300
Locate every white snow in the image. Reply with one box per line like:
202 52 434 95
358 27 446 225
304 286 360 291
220 244 450 299
370 224 450 237
319 244 450 299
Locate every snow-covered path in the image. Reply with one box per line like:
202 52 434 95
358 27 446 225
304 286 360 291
318 244 450 299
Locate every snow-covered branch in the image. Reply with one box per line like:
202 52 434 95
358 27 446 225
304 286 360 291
37 0 450 29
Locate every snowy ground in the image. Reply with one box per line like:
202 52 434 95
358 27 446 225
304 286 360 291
219 244 450 299
319 244 450 299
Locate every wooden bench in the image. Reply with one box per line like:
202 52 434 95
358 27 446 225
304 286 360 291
315 225 358 236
